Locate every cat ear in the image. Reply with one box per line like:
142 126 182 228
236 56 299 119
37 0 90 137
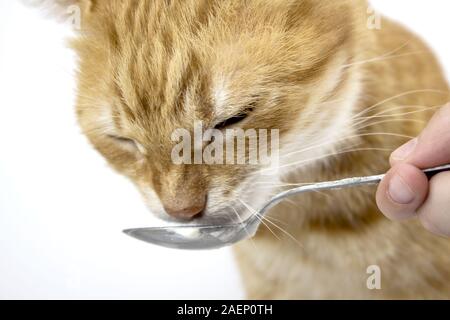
23 0 92 30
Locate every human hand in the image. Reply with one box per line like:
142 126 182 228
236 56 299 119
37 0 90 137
376 104 450 237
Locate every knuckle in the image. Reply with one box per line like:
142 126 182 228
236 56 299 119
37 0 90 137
436 103 450 122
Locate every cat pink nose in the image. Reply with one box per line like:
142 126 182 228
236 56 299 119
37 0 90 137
163 198 206 220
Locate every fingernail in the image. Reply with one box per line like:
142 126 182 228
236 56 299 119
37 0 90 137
388 174 415 204
391 138 417 161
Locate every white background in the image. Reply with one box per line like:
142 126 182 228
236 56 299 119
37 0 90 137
0 1 449 299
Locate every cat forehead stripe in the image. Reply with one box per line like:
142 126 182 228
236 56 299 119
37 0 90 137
212 76 229 116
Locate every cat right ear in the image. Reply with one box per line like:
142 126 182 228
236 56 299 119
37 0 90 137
22 0 92 30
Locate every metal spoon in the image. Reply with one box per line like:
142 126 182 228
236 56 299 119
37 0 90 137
124 164 450 250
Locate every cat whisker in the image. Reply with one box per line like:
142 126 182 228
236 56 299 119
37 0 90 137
238 199 280 241
342 51 425 69
348 39 413 64
262 216 304 248
353 105 432 123
352 105 440 129
253 182 313 187
229 205 257 249
351 89 449 120
261 215 289 227
356 104 440 119
354 119 427 132
280 132 414 160
239 198 303 248
263 147 393 173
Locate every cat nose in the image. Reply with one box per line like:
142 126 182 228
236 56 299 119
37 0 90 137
163 196 206 220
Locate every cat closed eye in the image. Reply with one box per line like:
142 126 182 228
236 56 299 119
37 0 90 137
107 134 141 150
214 114 248 129
107 134 135 144
214 107 254 129
107 134 152 156
108 135 148 154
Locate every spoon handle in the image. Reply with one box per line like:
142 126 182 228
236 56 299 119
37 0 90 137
423 164 450 179
258 164 450 217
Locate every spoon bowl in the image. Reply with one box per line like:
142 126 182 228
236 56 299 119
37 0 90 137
124 223 256 250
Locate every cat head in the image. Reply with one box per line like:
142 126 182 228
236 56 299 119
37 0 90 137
35 0 368 223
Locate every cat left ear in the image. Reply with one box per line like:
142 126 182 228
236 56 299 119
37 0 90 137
23 0 93 30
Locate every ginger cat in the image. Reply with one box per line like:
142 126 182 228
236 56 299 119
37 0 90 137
37 0 450 299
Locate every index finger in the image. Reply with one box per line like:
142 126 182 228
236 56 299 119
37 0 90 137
391 104 450 168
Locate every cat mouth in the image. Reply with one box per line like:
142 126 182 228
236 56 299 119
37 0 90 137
153 203 251 227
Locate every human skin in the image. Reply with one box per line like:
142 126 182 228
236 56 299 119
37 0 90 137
376 103 450 238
